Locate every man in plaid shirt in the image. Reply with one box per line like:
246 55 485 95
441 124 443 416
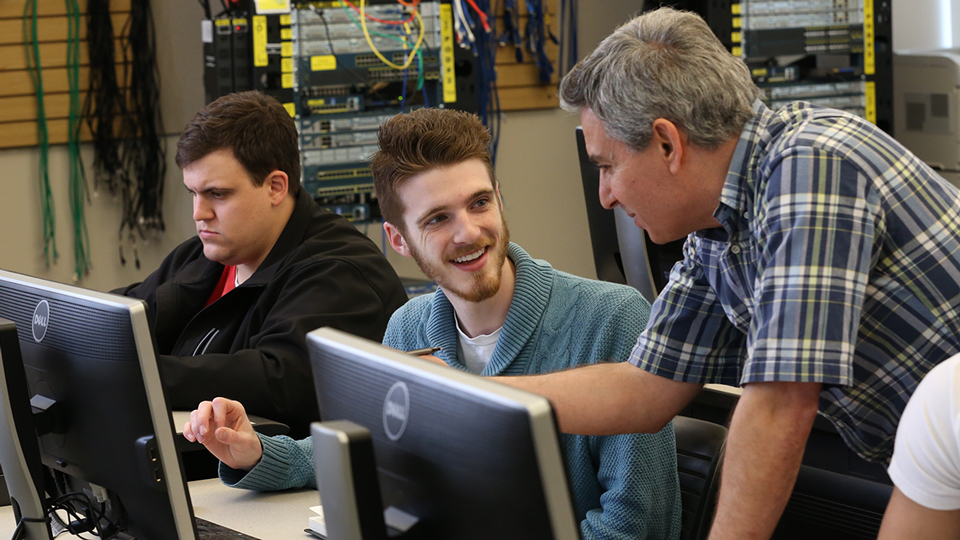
500 7 960 539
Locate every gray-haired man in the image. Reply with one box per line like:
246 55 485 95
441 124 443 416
499 7 960 539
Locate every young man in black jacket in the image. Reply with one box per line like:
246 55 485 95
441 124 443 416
118 91 408 438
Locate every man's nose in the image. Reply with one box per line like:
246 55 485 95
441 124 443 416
193 197 213 221
452 213 483 244
598 176 618 210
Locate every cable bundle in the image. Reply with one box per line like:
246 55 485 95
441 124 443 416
85 0 167 270
66 0 91 280
557 0 577 76
85 0 126 200
23 0 57 268
523 0 553 84
44 470 128 540
471 0 500 162
450 0 500 162
25 0 93 279
333 1 430 111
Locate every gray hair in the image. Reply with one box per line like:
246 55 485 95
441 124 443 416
559 7 761 151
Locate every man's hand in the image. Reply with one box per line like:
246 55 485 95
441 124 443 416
182 397 263 471
708 381 821 540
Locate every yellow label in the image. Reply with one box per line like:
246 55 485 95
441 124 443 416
253 16 268 67
865 81 876 125
307 99 326 106
311 55 337 71
732 46 743 57
283 102 296 117
752 68 768 76
280 14 291 25
440 4 457 103
232 18 247 27
282 73 294 88
863 0 875 75
281 28 292 40
281 58 293 73
731 32 742 43
281 41 293 57
215 18 231 26
731 3 741 15
256 0 290 11
732 17 742 29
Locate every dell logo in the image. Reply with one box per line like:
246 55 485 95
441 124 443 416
382 381 410 441
385 401 407 422
32 300 50 343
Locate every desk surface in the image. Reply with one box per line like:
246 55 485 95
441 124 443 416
0 478 319 539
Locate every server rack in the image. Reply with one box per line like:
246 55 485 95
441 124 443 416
202 0 480 223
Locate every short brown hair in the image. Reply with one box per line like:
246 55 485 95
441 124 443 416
176 91 302 196
370 108 494 229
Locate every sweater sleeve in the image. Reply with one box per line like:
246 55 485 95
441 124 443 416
219 433 316 491
577 289 682 540
578 426 681 540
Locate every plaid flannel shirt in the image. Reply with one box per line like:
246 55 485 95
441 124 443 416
631 101 960 463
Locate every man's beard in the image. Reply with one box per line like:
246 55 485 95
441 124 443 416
410 220 511 303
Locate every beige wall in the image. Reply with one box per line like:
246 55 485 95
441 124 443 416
0 1 643 291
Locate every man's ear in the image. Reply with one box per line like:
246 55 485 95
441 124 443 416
383 221 412 258
265 170 289 205
651 119 685 175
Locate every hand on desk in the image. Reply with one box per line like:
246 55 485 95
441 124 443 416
183 397 263 471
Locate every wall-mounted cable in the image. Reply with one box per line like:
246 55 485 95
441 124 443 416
66 0 91 280
116 0 167 269
23 0 57 268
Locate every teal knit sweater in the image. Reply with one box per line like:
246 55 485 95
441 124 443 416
221 243 682 540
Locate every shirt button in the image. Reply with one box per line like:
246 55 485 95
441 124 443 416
730 244 741 254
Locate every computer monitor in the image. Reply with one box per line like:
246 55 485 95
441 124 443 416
576 126 685 303
307 327 580 540
0 269 197 539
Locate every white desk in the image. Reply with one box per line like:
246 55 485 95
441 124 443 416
0 478 319 539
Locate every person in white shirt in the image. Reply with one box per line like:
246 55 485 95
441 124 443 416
879 354 960 538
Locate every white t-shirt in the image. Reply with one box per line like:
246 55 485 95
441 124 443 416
887 354 960 510
455 316 502 374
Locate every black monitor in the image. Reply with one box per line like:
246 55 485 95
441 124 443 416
576 126 685 303
306 327 580 540
0 269 197 539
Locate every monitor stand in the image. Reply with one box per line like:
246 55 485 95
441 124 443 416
0 319 52 540
311 421 420 540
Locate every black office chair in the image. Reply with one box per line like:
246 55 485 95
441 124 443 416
674 415 728 540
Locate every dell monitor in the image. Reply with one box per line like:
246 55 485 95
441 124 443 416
0 269 196 539
307 327 580 540
576 126 685 303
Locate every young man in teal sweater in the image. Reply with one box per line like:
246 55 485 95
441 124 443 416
184 108 681 540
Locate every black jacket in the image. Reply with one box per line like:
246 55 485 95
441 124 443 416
119 190 408 437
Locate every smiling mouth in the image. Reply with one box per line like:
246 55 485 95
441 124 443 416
451 247 486 264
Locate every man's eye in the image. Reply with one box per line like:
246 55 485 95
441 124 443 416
428 215 447 225
475 198 488 208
